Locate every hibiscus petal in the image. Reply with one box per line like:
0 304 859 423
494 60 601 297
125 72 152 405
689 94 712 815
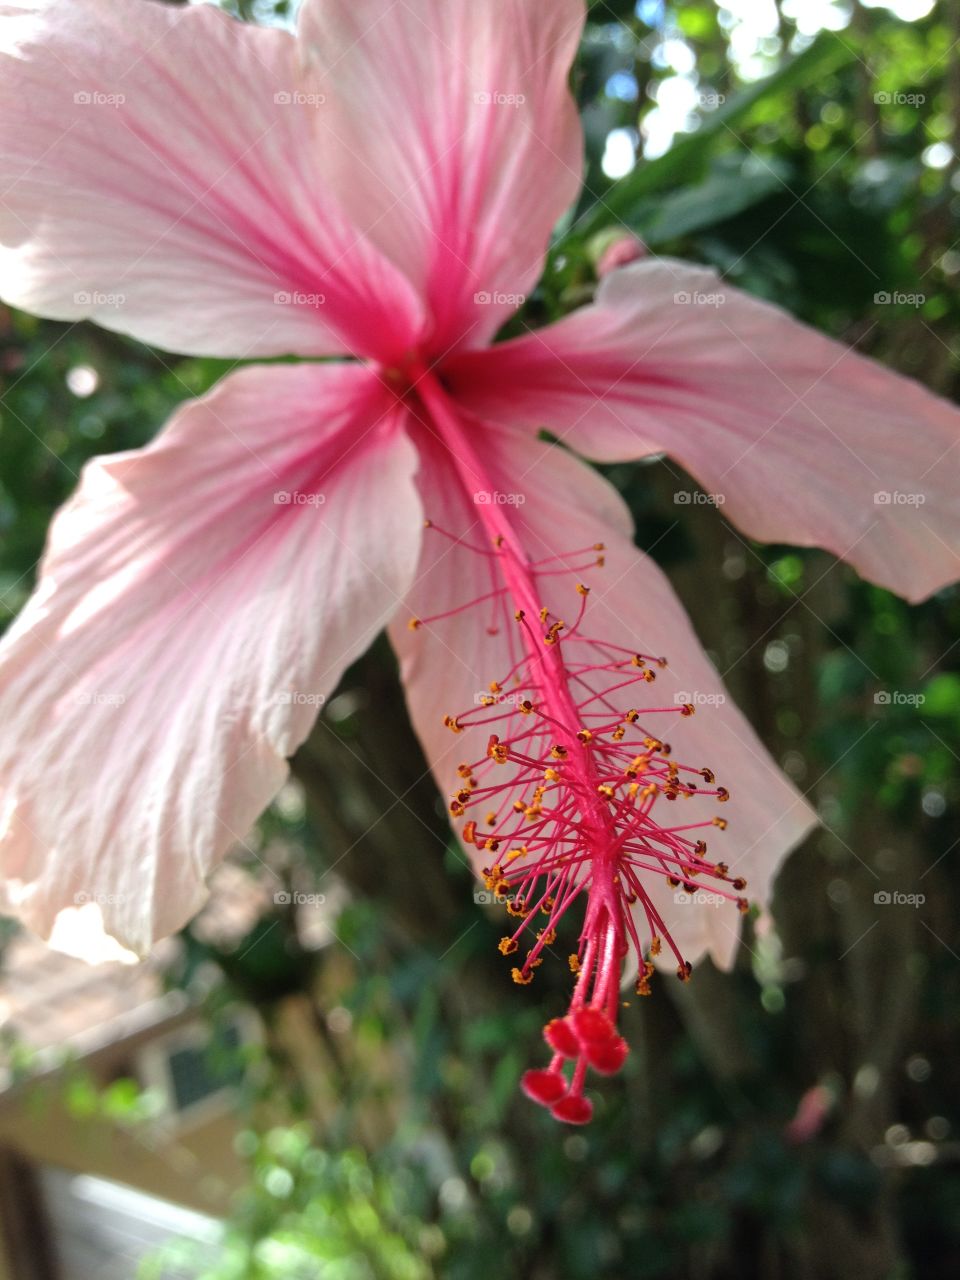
446 259 960 602
0 364 422 952
297 0 584 354
390 425 815 970
0 0 423 359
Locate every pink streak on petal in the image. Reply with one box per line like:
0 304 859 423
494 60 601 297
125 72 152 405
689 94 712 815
297 0 584 355
446 258 960 602
0 364 422 953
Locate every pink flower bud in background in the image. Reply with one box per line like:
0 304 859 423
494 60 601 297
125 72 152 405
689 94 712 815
785 1084 835 1145
596 232 648 278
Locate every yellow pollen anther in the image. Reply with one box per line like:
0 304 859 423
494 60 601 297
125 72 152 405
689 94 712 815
576 583 590 596
408 617 422 631
489 681 502 694
716 786 730 802
625 709 639 723
544 768 560 782
514 609 525 622
485 811 497 826
701 768 716 784
593 543 605 552
568 954 581 974
443 715 463 734
680 703 695 716
577 728 593 744
598 784 615 799
499 937 519 955
512 967 534 985
550 744 568 760
713 816 728 830
650 938 662 956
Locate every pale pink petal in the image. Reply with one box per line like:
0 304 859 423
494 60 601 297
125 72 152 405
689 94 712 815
390 426 815 970
0 364 422 952
446 259 960 602
0 0 423 359
298 0 584 353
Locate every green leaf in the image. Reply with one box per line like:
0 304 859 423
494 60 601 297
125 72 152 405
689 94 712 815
577 31 858 233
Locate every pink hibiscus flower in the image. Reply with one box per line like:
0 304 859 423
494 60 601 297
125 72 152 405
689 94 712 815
1 0 958 1122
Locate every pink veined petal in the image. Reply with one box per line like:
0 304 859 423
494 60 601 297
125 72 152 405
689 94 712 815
446 258 960 603
297 0 584 356
0 0 424 360
390 425 815 971
0 363 422 953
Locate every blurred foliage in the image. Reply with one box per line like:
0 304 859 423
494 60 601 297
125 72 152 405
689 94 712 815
2 2 960 1279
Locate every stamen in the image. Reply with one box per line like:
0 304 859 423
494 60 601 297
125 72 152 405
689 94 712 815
411 524 746 1124
406 373 747 1125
